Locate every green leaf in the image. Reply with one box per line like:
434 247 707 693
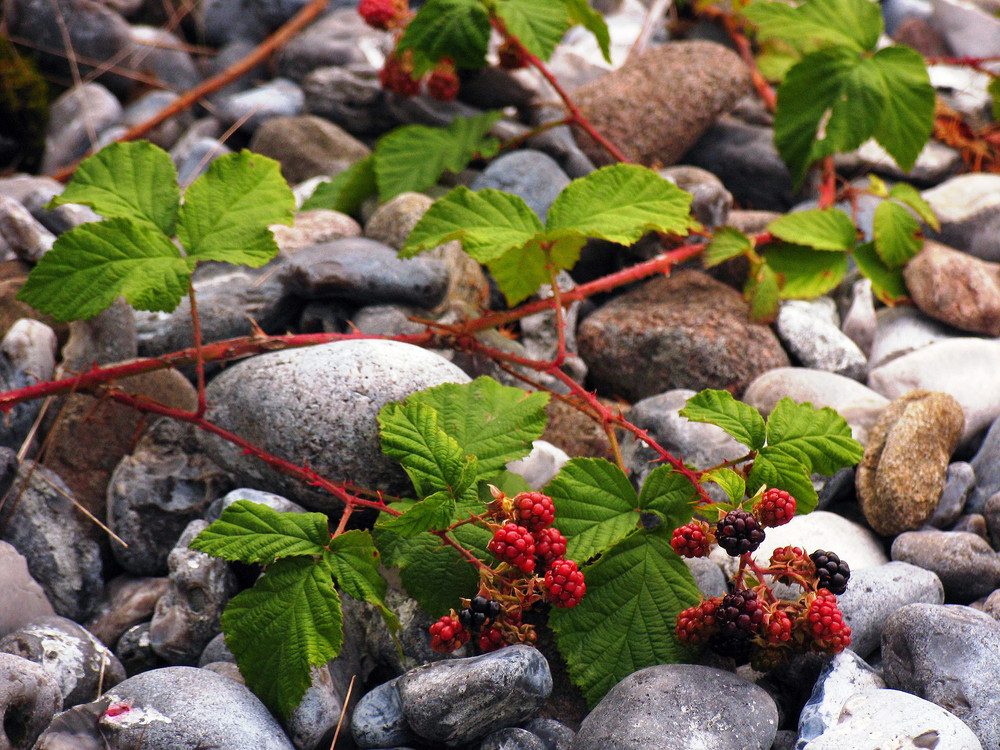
773 47 861 185
745 261 781 322
543 458 640 562
176 150 294 267
888 181 940 231
868 46 935 173
378 402 478 502
703 227 753 268
373 522 492 616
480 471 532 501
49 141 179 235
637 465 700 529
746 447 819 513
702 468 748 503
397 0 490 71
990 76 1000 121
189 501 330 563
222 556 342 718
743 0 882 52
561 0 611 62
765 397 864 475
374 112 502 202
487 233 583 306
545 165 692 244
400 186 544 261
873 200 922 268
764 243 848 298
853 241 909 304
814 56 887 162
300 156 377 215
494 0 570 60
17 218 190 321
549 529 701 707
767 208 857 251
407 377 549 477
678 389 766 450
326 530 400 633
378 491 457 537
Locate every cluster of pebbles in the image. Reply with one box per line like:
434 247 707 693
1 0 1000 745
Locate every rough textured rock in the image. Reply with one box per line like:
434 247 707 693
199 340 470 510
891 530 1000 602
578 270 789 401
396 645 551 747
904 240 1000 335
0 652 62 750
570 664 777 750
248 114 370 185
775 299 867 379
856 390 964 535
882 603 1000 747
84 576 170 649
572 41 752 167
270 209 361 253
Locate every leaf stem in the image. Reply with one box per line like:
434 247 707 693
188 280 207 418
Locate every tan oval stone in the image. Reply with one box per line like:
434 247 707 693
856 389 964 535
903 240 1000 335
572 41 752 167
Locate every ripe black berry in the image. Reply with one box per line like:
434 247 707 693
715 508 766 557
458 595 502 632
810 550 850 595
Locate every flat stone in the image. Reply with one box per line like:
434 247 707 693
0 540 54 640
743 368 889 445
856 390 964 535
352 678 417 749
570 664 777 750
802 688 983 749
270 209 361 253
797 650 885 747
867 338 1000 443
199 340 470 510
922 173 1000 261
249 114 370 185
397 645 551 747
572 41 752 167
215 79 303 135
836 561 944 657
891 530 1000 602
904 240 1000 335
882 603 1000 747
776 299 867 380
470 150 570 220
578 270 789 402
868 306 965 370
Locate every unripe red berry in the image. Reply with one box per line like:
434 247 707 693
426 59 460 102
358 0 399 29
488 523 536 573
670 520 714 558
544 558 585 607
534 526 567 569
754 488 796 528
428 614 470 653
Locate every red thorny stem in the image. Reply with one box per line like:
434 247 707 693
818 156 838 209
188 281 208 418
697 5 777 114
490 18 629 164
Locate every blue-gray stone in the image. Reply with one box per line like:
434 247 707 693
969 415 1000 513
928 461 975 527
891 530 1000 602
397 645 551 747
479 727 547 750
837 561 944 658
471 150 570 220
522 718 574 750
352 678 417 749
797 650 885 748
570 664 777 750
207 489 307 522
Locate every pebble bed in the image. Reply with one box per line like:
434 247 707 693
2 0 1000 747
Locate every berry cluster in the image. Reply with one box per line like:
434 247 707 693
428 488 586 654
359 0 463 100
671 488 852 667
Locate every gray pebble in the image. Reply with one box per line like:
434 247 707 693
471 150 570 221
928 461 976 528
352 677 417 749
0 652 62 750
479 727 547 750
891 530 1000 602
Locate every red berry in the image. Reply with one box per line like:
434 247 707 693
488 523 536 573
544 558 585 607
511 491 556 531
358 0 398 29
676 597 722 645
428 614 470 653
379 53 420 97
497 39 528 69
806 589 851 654
754 488 797 528
478 626 504 652
426 60 460 102
762 606 792 645
670 520 714 558
534 526 567 569
715 508 766 557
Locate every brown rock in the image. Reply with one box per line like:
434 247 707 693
41 366 198 525
542 397 627 461
856 390 964 536
577 269 789 401
904 240 1000 335
249 114 370 185
892 17 950 58
572 41 752 167
270 209 361 253
0 260 68 344
0 541 54 639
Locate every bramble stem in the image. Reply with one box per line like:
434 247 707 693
188 281 207 418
